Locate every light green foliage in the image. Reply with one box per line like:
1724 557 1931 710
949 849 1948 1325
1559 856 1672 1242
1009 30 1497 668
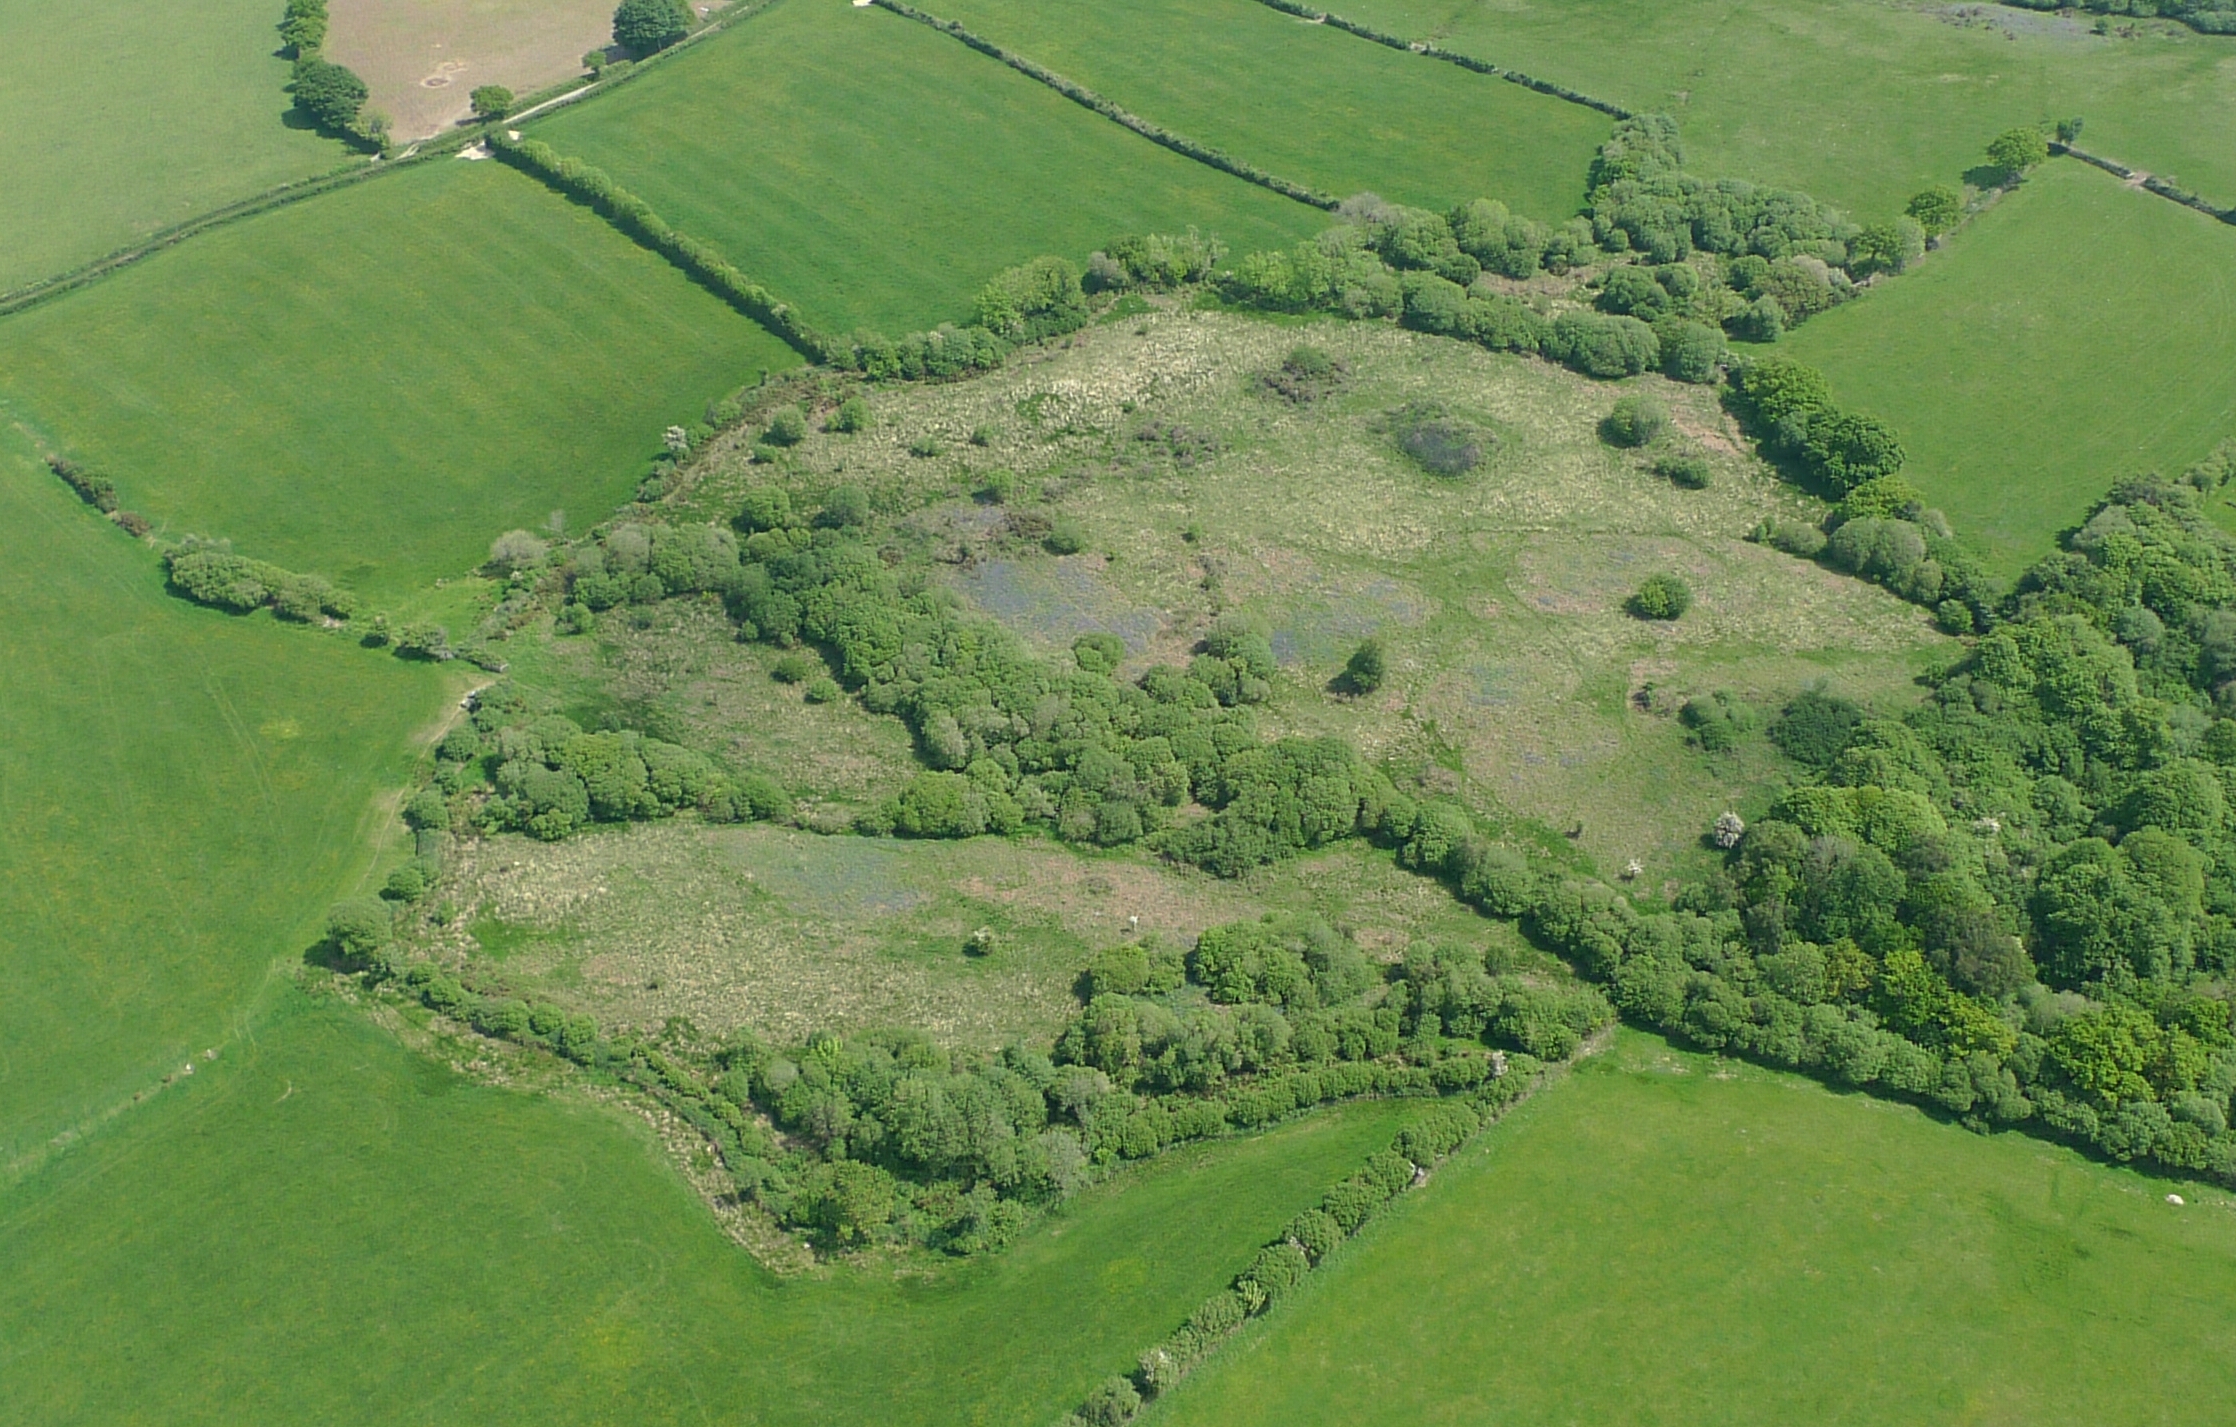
1787 163 2236 573
927 0 1608 221
531 0 1323 333
0 161 798 602
1986 125 2051 178
1152 1031 2236 1427
1600 393 1668 448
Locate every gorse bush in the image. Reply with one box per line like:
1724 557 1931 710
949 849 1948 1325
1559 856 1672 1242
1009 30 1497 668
1393 404 1486 476
1601 393 1669 448
1627 573 1693 620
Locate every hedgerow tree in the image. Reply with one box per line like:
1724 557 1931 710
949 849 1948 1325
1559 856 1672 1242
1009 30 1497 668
470 85 514 119
613 0 690 56
1986 126 2050 180
1905 184 1964 236
291 57 368 132
1851 217 1926 276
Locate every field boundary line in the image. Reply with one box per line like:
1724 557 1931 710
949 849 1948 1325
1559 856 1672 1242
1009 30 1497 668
1243 0 1633 120
2054 143 2236 226
0 0 796 321
869 0 1341 211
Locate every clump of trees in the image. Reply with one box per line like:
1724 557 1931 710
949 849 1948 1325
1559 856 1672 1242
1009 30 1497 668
1732 356 1905 496
613 0 691 56
278 1 379 144
163 538 358 622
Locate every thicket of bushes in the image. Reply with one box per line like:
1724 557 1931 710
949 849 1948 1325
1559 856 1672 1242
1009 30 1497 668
163 538 359 623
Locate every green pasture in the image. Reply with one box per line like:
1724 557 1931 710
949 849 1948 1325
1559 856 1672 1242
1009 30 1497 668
1340 0 2236 219
1151 1027 2236 1426
928 0 1605 221
0 159 800 603
0 991 1410 1425
0 0 344 294
529 0 1327 335
0 435 446 1167
1787 160 2236 574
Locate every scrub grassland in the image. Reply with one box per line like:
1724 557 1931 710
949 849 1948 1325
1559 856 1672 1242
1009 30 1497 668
0 993 1411 1427
1787 161 2236 573
0 0 343 294
0 159 799 604
921 0 1608 222
1147 1029 2236 1427
1337 0 2236 218
670 310 1944 881
527 0 1327 335
0 435 448 1169
4 0 2236 1417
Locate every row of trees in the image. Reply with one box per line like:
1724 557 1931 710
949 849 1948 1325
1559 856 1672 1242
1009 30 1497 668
278 0 383 144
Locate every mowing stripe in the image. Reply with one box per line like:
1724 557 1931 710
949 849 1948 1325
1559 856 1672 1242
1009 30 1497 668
1241 0 1633 120
870 0 1340 211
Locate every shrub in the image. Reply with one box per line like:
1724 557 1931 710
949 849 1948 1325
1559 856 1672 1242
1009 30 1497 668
403 787 451 831
469 85 514 119
1729 295 1785 344
325 898 391 961
1264 344 1343 403
804 675 841 704
771 652 816 684
1344 637 1387 694
1393 404 1485 476
487 529 548 575
1601 394 1669 448
1046 519 1087 555
736 486 792 532
1078 1376 1142 1427
1655 318 1725 383
1626 573 1693 620
907 434 942 459
383 864 428 902
1680 690 1758 752
1073 632 1126 674
818 485 871 528
613 0 690 55
1769 688 1863 767
555 602 595 635
826 397 871 434
974 256 1089 342
1654 454 1711 489
762 405 807 447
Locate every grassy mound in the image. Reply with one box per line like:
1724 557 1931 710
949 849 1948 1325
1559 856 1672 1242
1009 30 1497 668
1149 1028 2236 1426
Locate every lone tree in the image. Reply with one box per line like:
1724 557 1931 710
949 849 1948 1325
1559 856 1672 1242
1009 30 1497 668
613 0 691 56
1343 636 1388 694
469 85 514 120
1986 126 2049 181
292 57 369 132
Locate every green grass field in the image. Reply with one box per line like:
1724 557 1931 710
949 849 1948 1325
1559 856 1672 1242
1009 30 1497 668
1339 0 2236 219
1149 1028 2236 1426
529 0 1327 335
926 0 1606 221
1786 160 2236 574
0 434 448 1167
0 991 1410 1425
0 0 346 294
0 159 800 603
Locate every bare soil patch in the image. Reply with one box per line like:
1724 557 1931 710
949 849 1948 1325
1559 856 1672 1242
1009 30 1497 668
326 0 660 140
